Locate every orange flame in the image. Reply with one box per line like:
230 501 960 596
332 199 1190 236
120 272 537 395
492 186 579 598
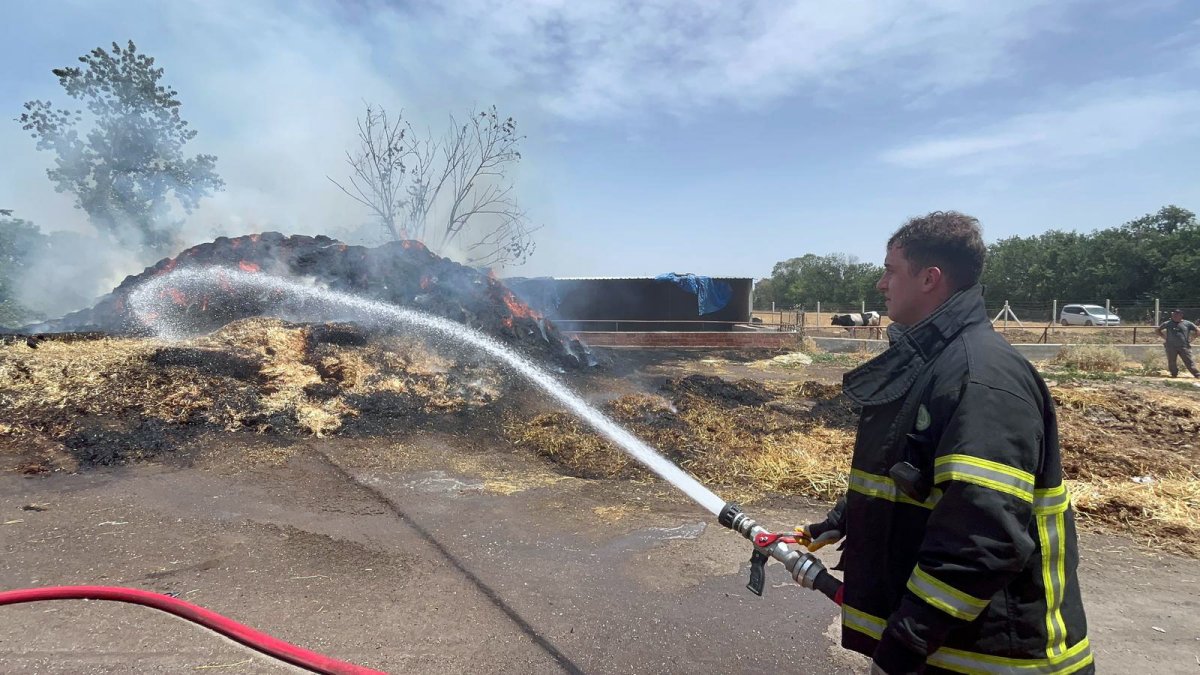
163 288 186 306
502 317 513 329
420 275 434 290
239 260 260 273
501 290 539 320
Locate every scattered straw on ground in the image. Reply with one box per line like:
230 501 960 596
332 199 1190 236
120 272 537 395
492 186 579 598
508 377 856 507
0 318 501 469
1049 381 1200 554
511 372 1200 557
447 455 574 495
592 504 652 523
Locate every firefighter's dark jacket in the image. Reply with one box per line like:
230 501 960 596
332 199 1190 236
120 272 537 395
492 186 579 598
834 285 1092 674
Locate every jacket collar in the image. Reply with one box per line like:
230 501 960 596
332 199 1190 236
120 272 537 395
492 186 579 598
842 284 988 406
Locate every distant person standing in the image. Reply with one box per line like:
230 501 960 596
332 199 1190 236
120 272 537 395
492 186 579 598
1156 309 1200 378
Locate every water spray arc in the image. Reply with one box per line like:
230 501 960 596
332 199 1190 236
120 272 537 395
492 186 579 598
131 268 844 602
130 268 727 515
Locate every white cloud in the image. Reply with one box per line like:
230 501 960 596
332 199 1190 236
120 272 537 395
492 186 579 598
391 0 1091 120
880 83 1200 172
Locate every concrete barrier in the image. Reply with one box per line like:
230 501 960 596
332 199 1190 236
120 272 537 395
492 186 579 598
813 337 1163 361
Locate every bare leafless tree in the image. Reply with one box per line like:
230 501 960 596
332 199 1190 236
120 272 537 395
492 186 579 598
328 105 411 240
331 104 538 266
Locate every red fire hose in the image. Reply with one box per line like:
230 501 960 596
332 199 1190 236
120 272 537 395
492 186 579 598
0 585 386 674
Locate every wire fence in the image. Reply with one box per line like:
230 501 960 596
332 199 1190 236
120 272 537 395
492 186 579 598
751 298 1200 344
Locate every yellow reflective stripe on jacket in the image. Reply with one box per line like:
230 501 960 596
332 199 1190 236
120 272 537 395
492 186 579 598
934 454 1036 502
842 604 885 639
929 637 1094 674
848 468 943 509
842 604 1094 674
1036 484 1071 659
907 566 989 621
1034 484 1070 515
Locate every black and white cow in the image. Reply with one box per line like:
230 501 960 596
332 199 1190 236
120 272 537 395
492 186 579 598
830 311 882 339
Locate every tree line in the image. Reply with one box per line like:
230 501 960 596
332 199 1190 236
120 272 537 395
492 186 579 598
753 206 1198 313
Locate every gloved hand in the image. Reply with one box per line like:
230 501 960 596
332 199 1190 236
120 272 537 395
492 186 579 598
794 521 843 552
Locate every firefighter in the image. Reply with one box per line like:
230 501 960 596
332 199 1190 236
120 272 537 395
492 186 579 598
801 212 1092 674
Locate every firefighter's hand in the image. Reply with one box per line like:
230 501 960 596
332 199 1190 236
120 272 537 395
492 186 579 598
794 523 842 552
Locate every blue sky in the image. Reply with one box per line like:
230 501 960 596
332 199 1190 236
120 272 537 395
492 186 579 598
2 0 1198 288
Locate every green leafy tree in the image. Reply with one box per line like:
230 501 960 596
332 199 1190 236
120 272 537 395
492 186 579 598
766 253 882 309
769 205 1197 321
981 205 1196 318
752 277 776 309
1122 205 1196 235
1133 206 1199 300
17 40 222 254
0 214 48 326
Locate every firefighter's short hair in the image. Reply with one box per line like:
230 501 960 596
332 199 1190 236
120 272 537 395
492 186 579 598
888 211 986 291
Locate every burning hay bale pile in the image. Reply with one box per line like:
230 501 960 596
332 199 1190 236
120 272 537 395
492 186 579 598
0 317 506 472
1 232 604 474
14 232 594 369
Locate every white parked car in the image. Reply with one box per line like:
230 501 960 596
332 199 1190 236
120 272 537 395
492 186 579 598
1059 304 1120 326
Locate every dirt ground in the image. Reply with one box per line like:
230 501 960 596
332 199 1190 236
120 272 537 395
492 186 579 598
2 346 1199 673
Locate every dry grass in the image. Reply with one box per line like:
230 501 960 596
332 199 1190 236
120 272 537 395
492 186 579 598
0 318 501 468
1069 476 1200 555
1053 344 1125 372
1050 382 1200 554
1139 349 1167 374
511 374 1200 556
508 379 855 507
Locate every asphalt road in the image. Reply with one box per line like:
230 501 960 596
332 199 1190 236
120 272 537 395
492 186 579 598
1 435 1197 673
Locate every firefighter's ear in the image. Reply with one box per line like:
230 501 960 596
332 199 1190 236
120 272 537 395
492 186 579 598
920 265 943 292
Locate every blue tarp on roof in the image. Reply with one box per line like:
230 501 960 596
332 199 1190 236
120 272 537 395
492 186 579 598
654 273 734 316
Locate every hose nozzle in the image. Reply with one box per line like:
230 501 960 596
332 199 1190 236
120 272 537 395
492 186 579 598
718 502 842 603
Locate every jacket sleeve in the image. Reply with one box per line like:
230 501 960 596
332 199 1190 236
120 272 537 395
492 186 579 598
873 380 1039 672
817 493 848 533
